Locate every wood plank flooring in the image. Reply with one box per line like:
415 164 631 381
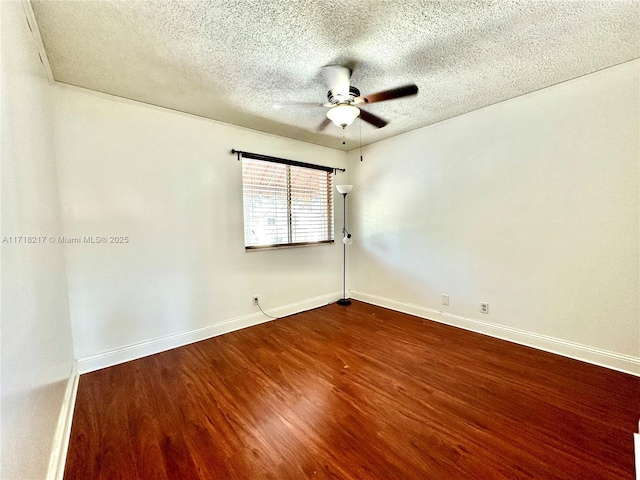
64 301 640 479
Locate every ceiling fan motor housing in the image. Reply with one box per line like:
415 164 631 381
327 86 361 105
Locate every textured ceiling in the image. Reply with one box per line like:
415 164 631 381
32 0 639 151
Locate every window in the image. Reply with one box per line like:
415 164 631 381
242 157 334 249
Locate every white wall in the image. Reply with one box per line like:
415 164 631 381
1 2 76 479
51 85 348 369
348 60 640 374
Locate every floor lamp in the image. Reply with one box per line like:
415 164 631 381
336 185 353 306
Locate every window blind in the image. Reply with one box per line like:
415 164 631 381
242 158 334 249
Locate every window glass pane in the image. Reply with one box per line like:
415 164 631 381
290 165 332 243
242 160 288 247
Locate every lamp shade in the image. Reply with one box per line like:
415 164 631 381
336 185 353 194
343 235 353 246
326 104 360 128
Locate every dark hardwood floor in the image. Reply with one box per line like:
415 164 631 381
64 301 640 479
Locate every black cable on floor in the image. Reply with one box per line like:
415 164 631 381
257 299 279 319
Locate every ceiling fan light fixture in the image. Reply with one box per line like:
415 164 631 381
326 104 360 128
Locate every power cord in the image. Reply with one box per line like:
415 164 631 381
256 299 279 319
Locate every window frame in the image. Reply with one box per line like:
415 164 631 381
241 155 335 251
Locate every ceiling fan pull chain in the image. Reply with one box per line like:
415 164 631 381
359 118 363 161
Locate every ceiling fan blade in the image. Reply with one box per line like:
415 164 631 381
321 64 351 97
361 84 418 104
359 108 388 129
316 117 331 132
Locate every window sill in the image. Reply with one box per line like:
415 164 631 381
245 240 335 251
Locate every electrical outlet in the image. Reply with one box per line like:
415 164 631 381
253 296 259 306
442 294 449 306
480 302 489 314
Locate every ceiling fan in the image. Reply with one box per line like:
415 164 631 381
277 65 418 132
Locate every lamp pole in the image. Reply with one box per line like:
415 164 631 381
336 185 353 306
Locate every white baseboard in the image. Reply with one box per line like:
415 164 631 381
350 291 640 377
635 424 640 480
78 292 341 374
47 361 79 480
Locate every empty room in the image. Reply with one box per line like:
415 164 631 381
2 1 639 479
